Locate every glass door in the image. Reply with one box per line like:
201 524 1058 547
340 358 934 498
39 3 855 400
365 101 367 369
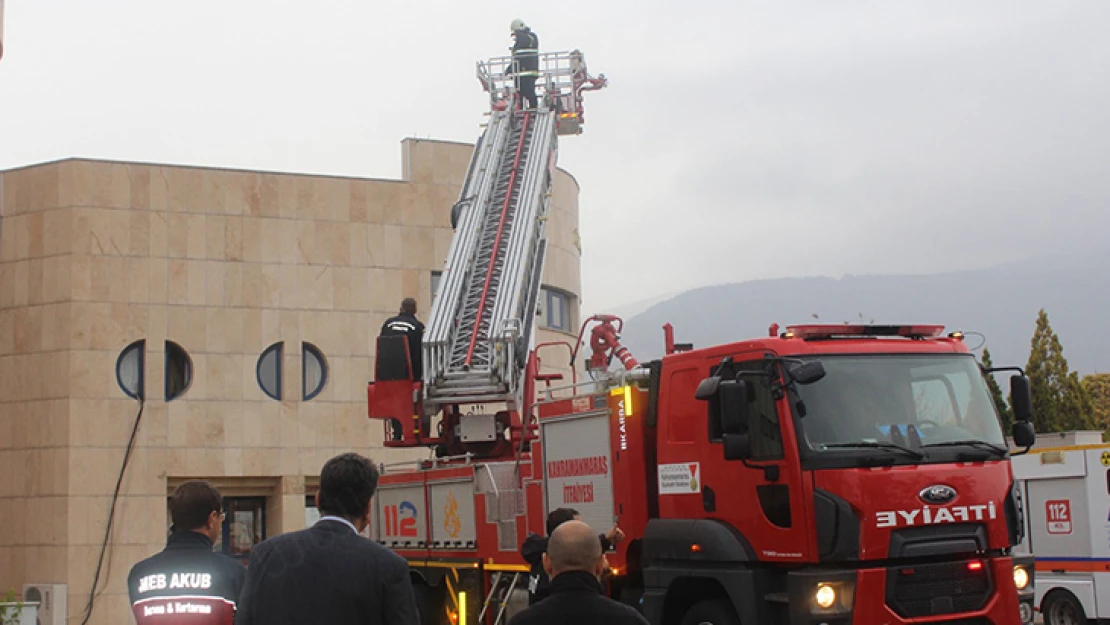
217 497 266 564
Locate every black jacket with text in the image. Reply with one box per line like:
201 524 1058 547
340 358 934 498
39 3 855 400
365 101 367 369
127 531 247 625
512 28 540 74
380 313 425 378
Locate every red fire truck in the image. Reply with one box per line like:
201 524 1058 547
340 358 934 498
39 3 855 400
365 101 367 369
367 48 1039 625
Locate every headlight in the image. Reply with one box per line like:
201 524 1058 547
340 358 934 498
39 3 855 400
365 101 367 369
1013 565 1030 590
815 584 837 609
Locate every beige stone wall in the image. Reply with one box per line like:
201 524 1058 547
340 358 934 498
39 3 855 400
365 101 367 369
0 138 582 624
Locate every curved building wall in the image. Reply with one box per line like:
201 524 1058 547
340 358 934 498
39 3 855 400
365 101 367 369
0 137 582 624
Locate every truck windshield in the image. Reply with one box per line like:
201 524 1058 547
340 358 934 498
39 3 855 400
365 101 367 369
792 354 1006 453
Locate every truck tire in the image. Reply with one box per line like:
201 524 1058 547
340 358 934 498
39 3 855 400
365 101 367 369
680 600 741 625
1042 589 1087 625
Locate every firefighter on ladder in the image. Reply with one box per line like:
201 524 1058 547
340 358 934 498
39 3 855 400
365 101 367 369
509 18 540 110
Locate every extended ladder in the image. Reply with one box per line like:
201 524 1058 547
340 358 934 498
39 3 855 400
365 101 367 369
423 51 605 419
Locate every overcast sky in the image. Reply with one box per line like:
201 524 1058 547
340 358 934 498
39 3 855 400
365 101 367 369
2 1 1108 312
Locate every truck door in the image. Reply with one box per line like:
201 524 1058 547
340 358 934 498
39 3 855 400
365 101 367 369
657 354 813 563
1086 449 1110 618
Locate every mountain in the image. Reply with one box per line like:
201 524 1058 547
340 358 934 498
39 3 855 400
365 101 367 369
619 253 1110 375
605 290 684 321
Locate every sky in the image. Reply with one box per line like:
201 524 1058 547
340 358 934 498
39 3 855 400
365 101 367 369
2 1 1108 312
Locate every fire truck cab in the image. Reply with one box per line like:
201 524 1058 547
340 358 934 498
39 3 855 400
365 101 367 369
595 323 1037 624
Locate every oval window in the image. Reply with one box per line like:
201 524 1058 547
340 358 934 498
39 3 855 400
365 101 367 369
303 343 328 401
164 341 193 401
116 340 145 399
257 342 283 400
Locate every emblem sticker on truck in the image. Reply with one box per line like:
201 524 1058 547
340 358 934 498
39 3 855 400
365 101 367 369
659 463 701 495
1046 499 1073 534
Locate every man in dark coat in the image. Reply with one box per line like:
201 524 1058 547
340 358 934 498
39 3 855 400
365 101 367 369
509 520 649 625
235 453 419 625
380 297 425 379
510 18 540 109
520 508 624 605
128 481 246 625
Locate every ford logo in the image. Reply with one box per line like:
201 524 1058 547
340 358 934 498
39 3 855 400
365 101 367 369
919 485 957 504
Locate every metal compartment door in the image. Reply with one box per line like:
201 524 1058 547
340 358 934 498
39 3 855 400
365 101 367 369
1027 477 1092 558
541 409 615 537
429 478 478 549
376 483 428 548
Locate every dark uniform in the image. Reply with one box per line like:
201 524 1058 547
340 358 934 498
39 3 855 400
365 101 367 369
512 26 540 109
380 312 425 379
235 519 420 625
520 532 612 605
508 571 649 625
127 531 246 625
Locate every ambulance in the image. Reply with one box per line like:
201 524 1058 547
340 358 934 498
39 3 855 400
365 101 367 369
1012 431 1110 625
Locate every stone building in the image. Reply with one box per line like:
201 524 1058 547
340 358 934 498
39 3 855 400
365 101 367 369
0 138 582 623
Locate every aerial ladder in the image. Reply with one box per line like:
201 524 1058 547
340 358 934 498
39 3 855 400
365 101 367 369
368 49 608 460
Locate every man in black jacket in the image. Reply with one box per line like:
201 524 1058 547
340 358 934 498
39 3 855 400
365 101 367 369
510 18 540 109
509 520 648 625
520 508 624 605
235 453 419 625
380 297 425 379
127 481 246 624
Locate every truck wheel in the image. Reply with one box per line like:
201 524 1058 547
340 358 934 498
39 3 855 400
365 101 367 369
680 600 741 625
1043 589 1087 625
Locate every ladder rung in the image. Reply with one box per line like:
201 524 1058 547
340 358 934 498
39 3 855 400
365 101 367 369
428 384 506 395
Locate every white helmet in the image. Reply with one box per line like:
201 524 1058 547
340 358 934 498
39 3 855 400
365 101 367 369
510 19 527 32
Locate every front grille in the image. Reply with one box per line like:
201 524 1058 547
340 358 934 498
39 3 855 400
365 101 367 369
886 560 993 618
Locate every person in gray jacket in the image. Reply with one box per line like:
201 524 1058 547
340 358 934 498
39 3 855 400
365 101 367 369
235 453 419 625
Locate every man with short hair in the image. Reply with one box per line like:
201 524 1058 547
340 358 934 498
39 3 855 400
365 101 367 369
236 453 419 625
127 481 246 624
509 521 649 625
380 297 425 379
520 508 624 605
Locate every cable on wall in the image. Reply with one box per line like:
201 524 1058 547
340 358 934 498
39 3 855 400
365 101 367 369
79 398 145 625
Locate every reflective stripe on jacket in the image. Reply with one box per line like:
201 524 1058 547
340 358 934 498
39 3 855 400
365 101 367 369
127 532 247 625
512 28 540 74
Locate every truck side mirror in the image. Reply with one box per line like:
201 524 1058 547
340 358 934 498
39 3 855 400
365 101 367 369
718 379 752 435
788 361 826 385
695 376 720 400
1012 421 1035 449
723 433 752 461
1010 375 1034 423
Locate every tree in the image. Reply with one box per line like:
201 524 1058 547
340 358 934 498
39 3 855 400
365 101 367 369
980 348 1013 432
1082 373 1110 432
1025 309 1096 432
